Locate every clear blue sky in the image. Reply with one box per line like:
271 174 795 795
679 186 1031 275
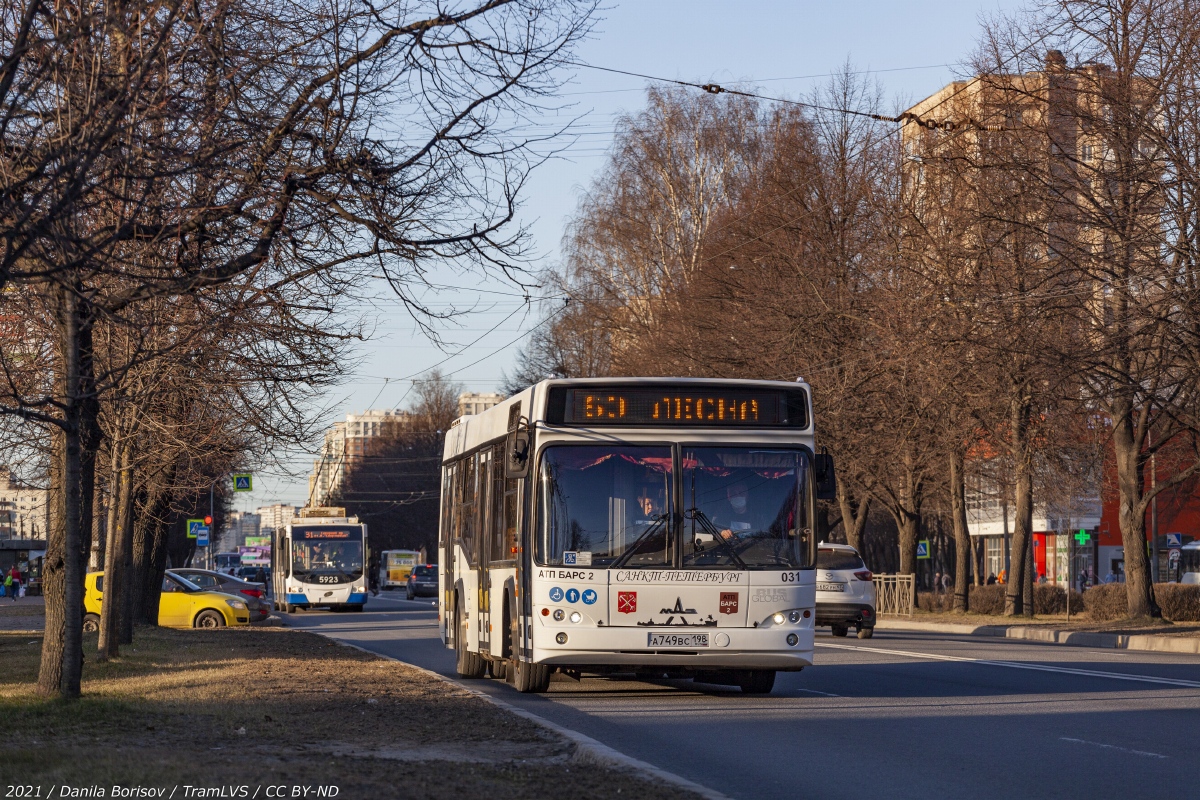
250 0 1020 509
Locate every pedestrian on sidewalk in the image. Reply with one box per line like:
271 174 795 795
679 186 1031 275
986 574 997 585
933 571 942 594
4 566 17 601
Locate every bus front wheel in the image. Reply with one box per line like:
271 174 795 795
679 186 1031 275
455 607 486 678
511 658 551 693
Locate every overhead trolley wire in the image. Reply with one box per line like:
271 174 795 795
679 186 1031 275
568 61 1005 132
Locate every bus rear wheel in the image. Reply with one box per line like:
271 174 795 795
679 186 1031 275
738 670 776 694
455 608 486 678
511 658 551 693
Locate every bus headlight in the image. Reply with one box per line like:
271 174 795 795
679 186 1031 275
552 609 565 621
787 633 799 646
555 633 568 644
772 612 785 625
569 611 582 624
789 610 802 623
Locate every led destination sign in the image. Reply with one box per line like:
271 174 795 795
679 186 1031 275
547 385 808 428
294 526 363 541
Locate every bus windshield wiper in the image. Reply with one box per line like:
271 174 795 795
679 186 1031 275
610 513 669 570
686 508 748 569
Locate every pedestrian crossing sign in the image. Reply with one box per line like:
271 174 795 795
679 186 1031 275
232 473 253 492
916 540 930 559
187 519 205 539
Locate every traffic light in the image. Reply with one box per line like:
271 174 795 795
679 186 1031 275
204 515 213 526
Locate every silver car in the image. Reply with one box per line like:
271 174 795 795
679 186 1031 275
168 568 271 622
814 543 876 638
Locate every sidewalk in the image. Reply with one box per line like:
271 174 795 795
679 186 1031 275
0 595 45 630
876 617 1200 654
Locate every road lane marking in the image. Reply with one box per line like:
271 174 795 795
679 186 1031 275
1060 737 1167 758
794 688 842 697
817 642 1200 688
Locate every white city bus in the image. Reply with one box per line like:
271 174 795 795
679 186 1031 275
273 508 369 612
438 378 834 694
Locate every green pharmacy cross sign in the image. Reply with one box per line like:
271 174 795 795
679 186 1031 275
1074 529 1091 546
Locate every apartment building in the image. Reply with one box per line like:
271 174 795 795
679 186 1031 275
909 53 1194 584
256 504 299 535
457 392 505 418
0 466 47 540
307 409 413 506
223 511 261 551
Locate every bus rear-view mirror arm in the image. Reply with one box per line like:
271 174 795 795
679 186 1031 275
505 428 531 479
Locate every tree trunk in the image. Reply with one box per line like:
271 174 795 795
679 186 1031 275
949 448 971 612
1005 395 1034 617
897 512 920 577
970 534 982 586
98 445 122 657
1112 398 1159 618
117 466 137 645
98 444 133 658
37 286 98 700
132 473 172 625
836 483 870 553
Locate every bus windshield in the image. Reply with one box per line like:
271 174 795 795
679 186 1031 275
291 526 364 584
538 445 674 567
537 445 812 569
682 447 811 569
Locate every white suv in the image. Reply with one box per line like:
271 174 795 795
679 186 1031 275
814 543 876 638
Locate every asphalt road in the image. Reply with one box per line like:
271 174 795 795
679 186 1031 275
282 593 1200 800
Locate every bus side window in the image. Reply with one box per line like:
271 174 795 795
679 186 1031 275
458 454 478 566
441 463 457 554
490 444 506 563
479 450 494 564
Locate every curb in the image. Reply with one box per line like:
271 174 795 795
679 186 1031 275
307 632 732 800
877 619 1200 654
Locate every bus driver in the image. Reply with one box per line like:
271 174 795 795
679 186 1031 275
634 484 666 523
715 481 757 541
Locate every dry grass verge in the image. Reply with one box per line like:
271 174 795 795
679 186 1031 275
0 627 699 799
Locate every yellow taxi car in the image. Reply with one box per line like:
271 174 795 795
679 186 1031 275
83 571 251 631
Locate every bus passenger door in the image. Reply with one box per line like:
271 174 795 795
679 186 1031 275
477 450 493 654
439 465 456 646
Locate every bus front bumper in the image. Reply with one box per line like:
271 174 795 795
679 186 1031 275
531 626 814 670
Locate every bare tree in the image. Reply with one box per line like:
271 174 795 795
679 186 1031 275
0 0 598 697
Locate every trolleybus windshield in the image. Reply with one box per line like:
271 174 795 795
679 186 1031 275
291 526 364 584
536 445 812 569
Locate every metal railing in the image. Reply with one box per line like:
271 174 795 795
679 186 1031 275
873 573 915 616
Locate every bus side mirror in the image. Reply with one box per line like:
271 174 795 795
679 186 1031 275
814 453 836 501
505 430 531 479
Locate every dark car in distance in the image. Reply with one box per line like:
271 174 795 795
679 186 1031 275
406 564 437 600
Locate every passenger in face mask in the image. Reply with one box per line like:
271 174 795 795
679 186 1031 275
716 482 756 541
